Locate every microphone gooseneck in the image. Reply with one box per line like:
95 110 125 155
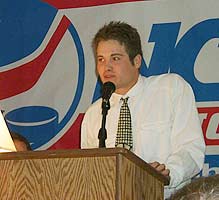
98 81 116 148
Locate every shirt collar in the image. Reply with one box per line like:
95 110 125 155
110 75 145 105
125 74 144 98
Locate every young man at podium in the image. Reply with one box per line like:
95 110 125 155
81 21 205 199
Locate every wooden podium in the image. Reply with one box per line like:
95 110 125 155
0 148 169 200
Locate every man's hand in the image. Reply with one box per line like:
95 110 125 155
149 161 170 181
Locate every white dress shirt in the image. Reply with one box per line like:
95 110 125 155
81 73 205 198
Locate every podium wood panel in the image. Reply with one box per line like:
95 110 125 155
0 148 168 200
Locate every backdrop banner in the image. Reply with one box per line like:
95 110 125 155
0 0 218 176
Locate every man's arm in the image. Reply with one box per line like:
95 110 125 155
165 75 206 188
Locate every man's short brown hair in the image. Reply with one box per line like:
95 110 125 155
92 21 143 65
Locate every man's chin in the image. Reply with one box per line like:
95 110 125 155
103 78 115 84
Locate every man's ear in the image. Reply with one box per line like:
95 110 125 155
133 54 142 69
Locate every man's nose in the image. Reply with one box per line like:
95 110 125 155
105 59 113 71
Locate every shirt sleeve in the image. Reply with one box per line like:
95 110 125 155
81 103 100 149
165 75 206 188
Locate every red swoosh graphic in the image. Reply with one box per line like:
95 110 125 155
0 16 71 100
42 0 142 9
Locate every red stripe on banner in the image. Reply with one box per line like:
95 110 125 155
42 0 144 9
198 107 219 145
48 113 85 150
0 16 71 100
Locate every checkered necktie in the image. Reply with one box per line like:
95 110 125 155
115 97 133 150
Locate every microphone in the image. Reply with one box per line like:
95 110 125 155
102 82 116 103
98 81 115 148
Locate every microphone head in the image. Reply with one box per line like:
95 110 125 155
102 82 116 101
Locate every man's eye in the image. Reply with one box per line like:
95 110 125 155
97 58 104 62
112 57 120 61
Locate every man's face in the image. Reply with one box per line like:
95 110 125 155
96 39 141 95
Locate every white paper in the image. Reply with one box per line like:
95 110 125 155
0 112 16 152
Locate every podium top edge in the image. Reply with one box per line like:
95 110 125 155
0 147 169 185
0 148 130 160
